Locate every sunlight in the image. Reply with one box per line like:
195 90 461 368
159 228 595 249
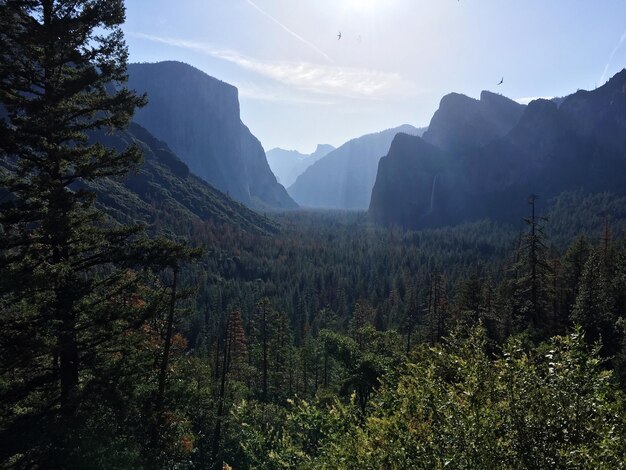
343 0 384 13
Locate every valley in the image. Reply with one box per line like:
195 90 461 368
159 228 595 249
1 2 626 469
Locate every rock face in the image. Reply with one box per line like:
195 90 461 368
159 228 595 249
288 125 421 210
422 91 525 153
369 70 626 229
369 133 463 228
266 144 335 187
127 61 297 211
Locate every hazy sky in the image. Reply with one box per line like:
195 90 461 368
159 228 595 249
123 0 626 153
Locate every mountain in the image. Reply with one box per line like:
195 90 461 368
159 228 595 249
369 70 626 229
91 123 277 235
422 90 525 153
288 125 423 210
369 133 465 228
266 144 335 187
126 61 297 211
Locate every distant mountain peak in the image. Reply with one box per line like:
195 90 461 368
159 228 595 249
606 68 626 88
266 144 335 188
369 69 626 230
423 89 525 153
137 60 238 94
480 90 523 106
313 144 336 155
288 124 422 210
440 92 475 105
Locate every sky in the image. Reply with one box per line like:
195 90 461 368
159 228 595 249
123 0 626 154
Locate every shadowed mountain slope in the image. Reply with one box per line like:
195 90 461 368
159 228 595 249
369 71 626 229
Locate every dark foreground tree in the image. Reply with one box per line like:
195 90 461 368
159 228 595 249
0 1 187 466
510 195 553 334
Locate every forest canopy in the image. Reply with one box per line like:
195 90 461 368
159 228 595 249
0 1 625 469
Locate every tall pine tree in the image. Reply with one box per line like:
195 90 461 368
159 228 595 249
511 195 553 334
0 1 182 465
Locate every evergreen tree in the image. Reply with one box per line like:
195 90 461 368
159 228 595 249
561 235 591 324
210 309 247 470
455 273 484 328
144 241 201 467
511 195 553 334
404 283 419 354
0 1 185 465
615 238 626 319
571 248 619 355
350 300 372 349
250 298 292 403
425 273 449 344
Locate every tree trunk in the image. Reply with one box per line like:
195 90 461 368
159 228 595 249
150 267 178 460
211 316 231 470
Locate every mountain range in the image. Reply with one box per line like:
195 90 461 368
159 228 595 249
369 70 626 229
266 144 335 188
127 61 297 211
422 90 525 152
288 125 426 210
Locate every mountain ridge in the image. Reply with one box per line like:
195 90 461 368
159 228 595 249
369 70 626 229
91 122 278 235
422 90 525 153
266 144 335 187
127 61 297 211
288 125 425 210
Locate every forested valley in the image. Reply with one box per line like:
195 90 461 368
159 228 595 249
1 1 626 469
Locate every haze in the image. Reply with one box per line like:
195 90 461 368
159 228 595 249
124 0 626 153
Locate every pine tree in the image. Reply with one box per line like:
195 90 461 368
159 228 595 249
145 241 201 466
425 273 448 344
250 298 292 403
254 298 272 402
350 300 373 350
561 235 591 323
0 1 186 465
211 309 247 470
571 248 618 355
404 283 419 354
511 195 553 333
615 239 626 319
456 273 484 328
227 308 248 381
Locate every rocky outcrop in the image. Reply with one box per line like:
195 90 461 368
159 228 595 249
288 125 421 209
369 70 626 229
127 61 297 210
423 91 525 153
369 133 462 228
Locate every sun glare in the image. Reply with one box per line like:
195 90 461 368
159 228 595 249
344 0 382 13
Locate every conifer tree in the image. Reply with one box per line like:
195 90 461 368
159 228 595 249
0 0 183 465
145 241 201 466
211 309 247 470
571 248 618 355
615 239 626 319
511 195 553 333
404 283 419 354
561 235 591 322
456 273 484 328
251 298 292 403
425 273 448 344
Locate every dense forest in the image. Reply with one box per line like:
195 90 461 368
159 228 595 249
1 1 625 469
